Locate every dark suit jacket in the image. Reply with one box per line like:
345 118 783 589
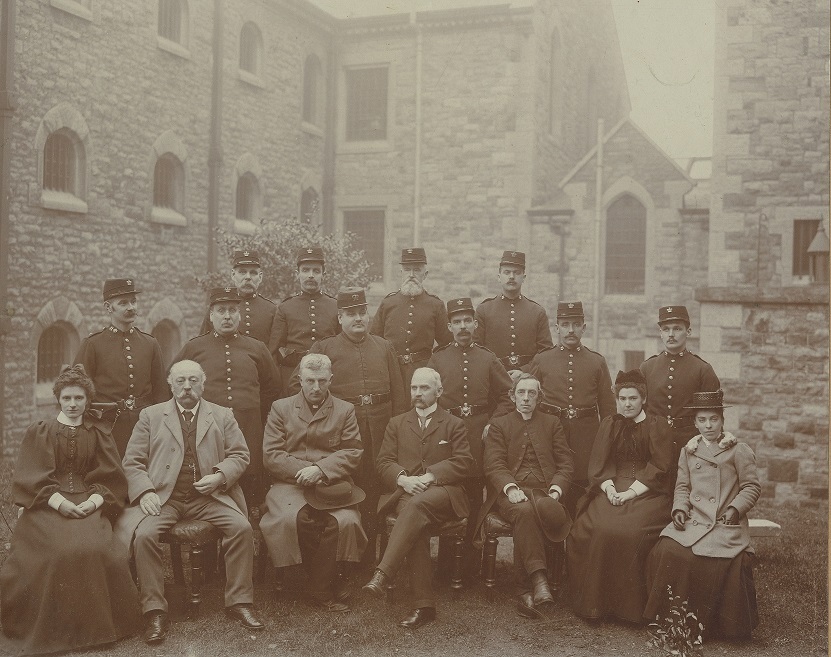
376 407 474 518
479 410 574 524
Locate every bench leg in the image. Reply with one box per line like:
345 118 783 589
170 544 185 585
483 536 498 603
450 535 464 598
190 543 205 607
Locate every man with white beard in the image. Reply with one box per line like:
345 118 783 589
370 248 452 386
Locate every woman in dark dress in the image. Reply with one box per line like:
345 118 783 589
0 365 139 655
567 369 673 623
644 390 760 640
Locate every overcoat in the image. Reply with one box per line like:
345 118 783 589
659 432 761 558
260 393 366 567
114 399 250 549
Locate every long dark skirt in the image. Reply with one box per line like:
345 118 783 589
567 490 671 622
0 494 140 655
644 536 758 640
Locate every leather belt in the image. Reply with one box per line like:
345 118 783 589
539 402 597 420
346 392 391 406
397 349 432 365
668 415 696 429
91 395 151 414
447 403 490 418
280 350 308 368
498 354 532 368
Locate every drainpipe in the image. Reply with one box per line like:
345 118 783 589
0 0 17 452
207 0 224 273
411 13 423 246
592 118 604 350
322 34 337 233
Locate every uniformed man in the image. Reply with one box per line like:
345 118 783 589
176 287 282 510
640 305 720 485
74 278 169 457
427 297 513 555
294 287 408 566
200 250 277 352
270 246 339 386
370 248 452 386
473 251 553 378
524 301 615 515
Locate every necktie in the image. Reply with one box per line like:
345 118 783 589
419 413 432 432
183 410 194 425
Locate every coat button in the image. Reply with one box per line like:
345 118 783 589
709 498 715 503
166 465 170 469
692 520 698 525
695 463 701 469
694 495 701 501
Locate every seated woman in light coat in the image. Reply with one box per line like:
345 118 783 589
644 389 761 641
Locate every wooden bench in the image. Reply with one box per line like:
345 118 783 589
748 518 782 538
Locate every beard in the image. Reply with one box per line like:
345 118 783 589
400 280 424 297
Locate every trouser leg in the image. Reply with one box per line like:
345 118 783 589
132 504 182 614
297 506 339 600
404 531 435 609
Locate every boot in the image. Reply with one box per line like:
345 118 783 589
530 569 555 608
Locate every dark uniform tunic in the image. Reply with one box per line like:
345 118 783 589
175 332 281 508
525 344 616 511
74 326 169 457
294 332 408 556
640 349 720 482
270 290 339 386
370 290 452 386
473 294 553 370
200 293 277 352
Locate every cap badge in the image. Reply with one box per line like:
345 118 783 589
511 251 517 257
667 307 672 312
567 303 574 308
306 249 313 254
352 294 359 301
407 249 413 254
456 300 464 305
243 251 250 257
126 280 132 286
224 287 232 293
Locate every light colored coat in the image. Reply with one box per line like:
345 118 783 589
260 393 366 567
114 399 250 549
660 432 761 558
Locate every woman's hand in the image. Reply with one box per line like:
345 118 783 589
75 500 97 517
611 489 637 506
672 509 687 530
57 500 86 519
604 485 618 505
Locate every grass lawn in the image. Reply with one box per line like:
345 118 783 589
0 459 827 657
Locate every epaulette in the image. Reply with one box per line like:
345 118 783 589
522 295 544 308
383 290 399 299
424 291 443 302
188 331 212 342
583 345 604 357
537 346 555 354
691 352 710 363
87 327 107 337
281 291 301 303
478 296 497 305
472 342 498 356
134 326 153 336
432 342 452 353
257 293 277 306
645 353 658 361
323 291 336 299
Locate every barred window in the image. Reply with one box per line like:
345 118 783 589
158 0 184 43
153 154 184 211
605 195 646 295
152 319 181 369
43 132 75 193
239 22 262 75
37 323 73 384
793 219 821 277
345 67 388 142
343 209 385 278
303 54 324 126
236 173 258 222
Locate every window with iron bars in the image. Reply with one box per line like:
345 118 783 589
37 324 72 383
158 0 182 43
153 154 183 211
43 132 75 193
236 173 258 222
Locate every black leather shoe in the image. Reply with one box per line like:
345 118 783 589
362 569 389 598
311 598 350 613
399 607 436 630
143 611 169 645
333 580 352 604
225 604 265 630
530 570 555 608
516 592 543 619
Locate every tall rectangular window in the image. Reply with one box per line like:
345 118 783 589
605 195 646 294
158 0 182 43
793 219 820 277
343 209 385 278
345 67 388 141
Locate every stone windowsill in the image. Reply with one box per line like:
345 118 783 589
41 189 88 214
301 121 324 138
50 0 92 21
696 285 829 305
157 36 191 60
337 138 392 154
238 69 265 89
149 206 187 226
234 219 257 235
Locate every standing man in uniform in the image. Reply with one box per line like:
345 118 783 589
370 248 452 386
200 250 278 352
75 278 169 457
524 301 615 515
270 246 339 386
297 288 408 566
176 288 281 510
427 297 513 560
640 305 720 485
473 251 553 379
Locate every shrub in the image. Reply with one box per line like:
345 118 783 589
647 585 704 657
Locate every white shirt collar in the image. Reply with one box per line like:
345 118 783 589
416 403 438 418
57 412 83 427
176 400 201 416
633 410 646 424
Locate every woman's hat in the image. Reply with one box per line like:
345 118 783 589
304 480 365 511
614 369 647 387
684 389 731 410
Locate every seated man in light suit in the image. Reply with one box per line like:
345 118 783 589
363 367 474 629
115 360 264 645
260 353 367 612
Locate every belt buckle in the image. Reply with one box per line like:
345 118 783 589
460 403 472 418
124 397 136 411
566 407 577 420
667 416 675 428
508 355 519 366
360 394 373 406
401 354 412 364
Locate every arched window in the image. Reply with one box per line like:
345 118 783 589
152 319 181 369
303 54 324 126
37 322 77 384
548 30 561 138
37 104 89 213
239 22 262 77
43 132 76 193
153 153 184 212
236 173 260 223
300 187 319 225
605 195 646 295
158 0 187 45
